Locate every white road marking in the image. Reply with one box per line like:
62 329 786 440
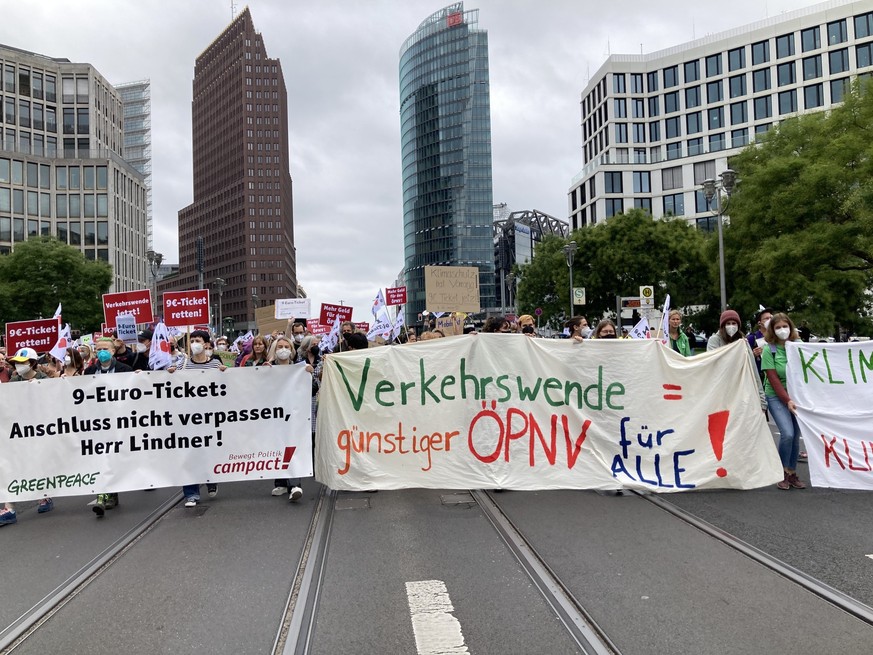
866 554 873 560
405 579 470 655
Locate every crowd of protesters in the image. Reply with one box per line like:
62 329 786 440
0 303 838 527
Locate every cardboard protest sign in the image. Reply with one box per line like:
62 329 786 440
316 338 781 492
6 318 60 353
103 289 152 326
434 314 464 336
256 304 288 336
163 290 210 327
424 266 480 313
0 366 312 501
787 341 873 490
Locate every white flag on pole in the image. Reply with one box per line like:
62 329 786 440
149 321 174 370
628 316 650 340
371 289 386 318
49 324 72 362
391 312 405 342
320 316 342 353
660 294 671 343
52 303 62 319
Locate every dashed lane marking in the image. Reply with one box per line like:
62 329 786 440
405 579 470 655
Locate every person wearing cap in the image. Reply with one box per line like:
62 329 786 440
1 348 54 525
112 334 136 369
707 309 767 411
128 329 154 371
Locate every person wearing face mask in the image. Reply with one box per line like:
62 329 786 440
266 336 305 501
60 346 85 377
567 316 592 341
289 321 307 346
707 310 767 410
747 307 773 380
592 319 618 339
2 348 54 525
128 330 154 371
78 344 96 370
761 313 806 491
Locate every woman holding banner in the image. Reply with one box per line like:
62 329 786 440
761 313 806 491
707 310 767 412
267 336 305 501
244 336 271 367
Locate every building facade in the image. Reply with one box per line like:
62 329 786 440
116 80 152 249
0 43 148 292
569 0 873 232
171 8 297 331
400 2 495 326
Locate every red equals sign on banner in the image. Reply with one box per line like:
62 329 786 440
662 384 682 400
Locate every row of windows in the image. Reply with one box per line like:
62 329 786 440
0 159 108 190
2 63 58 102
0 189 110 218
0 216 109 245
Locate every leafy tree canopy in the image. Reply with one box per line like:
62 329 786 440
516 208 714 329
725 81 873 336
0 237 113 333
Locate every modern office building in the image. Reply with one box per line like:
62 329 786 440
569 0 873 232
116 80 152 249
170 8 297 331
400 2 495 325
0 43 148 292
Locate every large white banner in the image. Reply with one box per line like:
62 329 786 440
0 367 312 502
315 337 782 492
787 340 873 490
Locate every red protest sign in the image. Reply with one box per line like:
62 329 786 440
320 303 353 326
386 286 407 305
6 318 60 353
306 319 330 336
354 321 370 332
163 290 210 327
103 289 153 327
101 324 115 337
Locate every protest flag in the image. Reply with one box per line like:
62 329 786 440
391 311 405 342
658 294 671 342
49 323 72 362
53 303 62 319
628 316 650 340
149 321 174 370
371 289 386 318
320 316 342 354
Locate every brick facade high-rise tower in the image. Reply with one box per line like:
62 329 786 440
174 8 297 331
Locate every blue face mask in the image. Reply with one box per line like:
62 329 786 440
97 350 112 364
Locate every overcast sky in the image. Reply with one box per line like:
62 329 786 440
6 0 830 321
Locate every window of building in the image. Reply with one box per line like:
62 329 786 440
663 65 679 88
706 54 722 77
693 160 716 185
631 73 644 93
665 116 681 139
707 80 723 102
827 19 848 45
801 27 820 52
632 98 645 118
685 85 701 108
777 61 796 86
18 100 30 128
684 60 700 83
605 198 624 217
778 89 798 114
647 71 659 92
633 171 651 193
754 95 772 120
634 148 647 163
752 40 770 65
730 101 748 124
77 108 89 134
614 98 627 118
666 141 682 160
729 74 747 98
686 111 702 134
753 68 771 92
830 77 850 103
650 146 662 163
648 96 660 117
776 33 795 58
615 123 628 143
728 47 746 71
857 42 873 69
803 55 822 80
663 193 685 216
604 171 623 193
664 91 680 113
855 12 873 38
687 137 703 156
708 106 724 129
45 75 56 102
613 73 626 93
649 120 661 142
731 128 749 148
633 123 646 143
829 49 849 75
634 198 652 213
804 83 824 109
662 166 683 190
709 132 726 152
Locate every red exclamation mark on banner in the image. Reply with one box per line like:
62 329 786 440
281 446 297 470
708 410 730 478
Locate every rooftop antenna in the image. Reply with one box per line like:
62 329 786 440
231 0 237 19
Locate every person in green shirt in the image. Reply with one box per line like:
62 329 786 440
667 310 692 356
761 313 806 491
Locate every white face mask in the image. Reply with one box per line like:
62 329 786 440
216 344 227 351
64 355 72 365
136 342 148 353
775 327 791 341
293 334 303 343
763 318 771 330
724 324 738 337
580 326 593 338
15 363 31 376
276 347 292 361
190 342 205 356
204 349 214 358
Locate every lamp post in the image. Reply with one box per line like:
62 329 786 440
146 249 163 317
214 277 225 336
562 240 577 319
506 272 516 315
701 169 737 313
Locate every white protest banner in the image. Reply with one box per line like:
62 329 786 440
315 338 782 492
0 366 312 502
115 313 137 344
786 341 873 490
275 298 311 320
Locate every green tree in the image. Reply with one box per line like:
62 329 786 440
725 82 873 336
0 237 112 333
516 209 714 328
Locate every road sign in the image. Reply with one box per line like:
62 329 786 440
534 307 543 316
640 285 654 307
573 287 586 305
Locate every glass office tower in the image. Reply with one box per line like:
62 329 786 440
400 3 495 326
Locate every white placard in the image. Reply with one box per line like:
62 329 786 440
115 314 137 344
274 298 311 320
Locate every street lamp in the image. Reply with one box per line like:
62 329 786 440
214 277 225 336
506 272 516 315
562 240 577 319
701 169 737 313
146 249 163 316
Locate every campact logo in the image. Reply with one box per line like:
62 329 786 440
212 447 296 476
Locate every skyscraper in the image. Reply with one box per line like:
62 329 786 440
173 8 296 331
400 3 495 326
116 80 152 248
